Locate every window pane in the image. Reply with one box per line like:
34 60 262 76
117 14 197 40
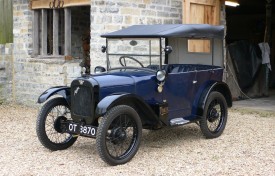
59 9 64 55
47 10 53 55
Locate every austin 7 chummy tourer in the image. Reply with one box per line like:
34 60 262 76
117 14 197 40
36 24 232 165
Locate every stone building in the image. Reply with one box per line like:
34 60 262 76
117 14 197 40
1 0 274 107
13 0 275 106
1 0 185 105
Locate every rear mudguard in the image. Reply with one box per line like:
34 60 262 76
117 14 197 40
96 93 161 127
37 86 71 105
192 81 232 117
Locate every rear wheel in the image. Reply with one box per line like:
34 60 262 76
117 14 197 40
200 91 228 139
96 105 142 165
36 97 77 150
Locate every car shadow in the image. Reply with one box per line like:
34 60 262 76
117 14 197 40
70 123 203 159
140 123 203 149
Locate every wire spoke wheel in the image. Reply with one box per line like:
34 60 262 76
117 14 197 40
200 92 228 139
45 105 71 143
36 98 77 150
106 114 136 158
96 105 142 165
206 99 224 132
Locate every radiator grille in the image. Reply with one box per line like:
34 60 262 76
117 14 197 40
72 85 92 117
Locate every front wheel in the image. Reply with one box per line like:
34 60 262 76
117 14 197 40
96 105 142 165
36 97 77 151
200 91 228 139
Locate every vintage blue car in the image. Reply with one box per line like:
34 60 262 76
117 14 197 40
36 24 232 165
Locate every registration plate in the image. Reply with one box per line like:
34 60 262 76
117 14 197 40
67 123 97 137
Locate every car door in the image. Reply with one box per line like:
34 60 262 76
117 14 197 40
162 69 197 120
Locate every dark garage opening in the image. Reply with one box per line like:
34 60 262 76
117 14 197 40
226 0 275 98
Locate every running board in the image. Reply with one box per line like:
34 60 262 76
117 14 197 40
170 118 190 126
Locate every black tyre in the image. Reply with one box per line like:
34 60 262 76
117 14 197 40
96 105 142 165
200 91 228 139
36 97 77 150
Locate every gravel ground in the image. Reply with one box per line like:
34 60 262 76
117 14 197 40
0 104 274 176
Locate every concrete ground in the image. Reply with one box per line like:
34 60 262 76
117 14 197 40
233 91 275 112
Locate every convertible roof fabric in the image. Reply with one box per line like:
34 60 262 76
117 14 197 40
101 24 224 39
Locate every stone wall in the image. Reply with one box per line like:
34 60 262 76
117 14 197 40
0 44 13 103
89 0 183 70
13 0 34 105
13 57 82 105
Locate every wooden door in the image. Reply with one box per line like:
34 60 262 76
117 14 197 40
183 0 220 25
183 0 221 52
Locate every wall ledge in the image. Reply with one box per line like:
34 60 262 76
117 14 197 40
27 56 81 65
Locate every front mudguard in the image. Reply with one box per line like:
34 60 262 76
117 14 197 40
95 93 161 127
37 86 71 106
96 94 125 115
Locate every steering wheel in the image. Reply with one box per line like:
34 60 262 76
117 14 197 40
119 56 144 67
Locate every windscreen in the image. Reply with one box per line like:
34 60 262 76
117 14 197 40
107 38 165 69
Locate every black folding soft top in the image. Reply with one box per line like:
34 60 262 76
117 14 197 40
101 24 224 39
